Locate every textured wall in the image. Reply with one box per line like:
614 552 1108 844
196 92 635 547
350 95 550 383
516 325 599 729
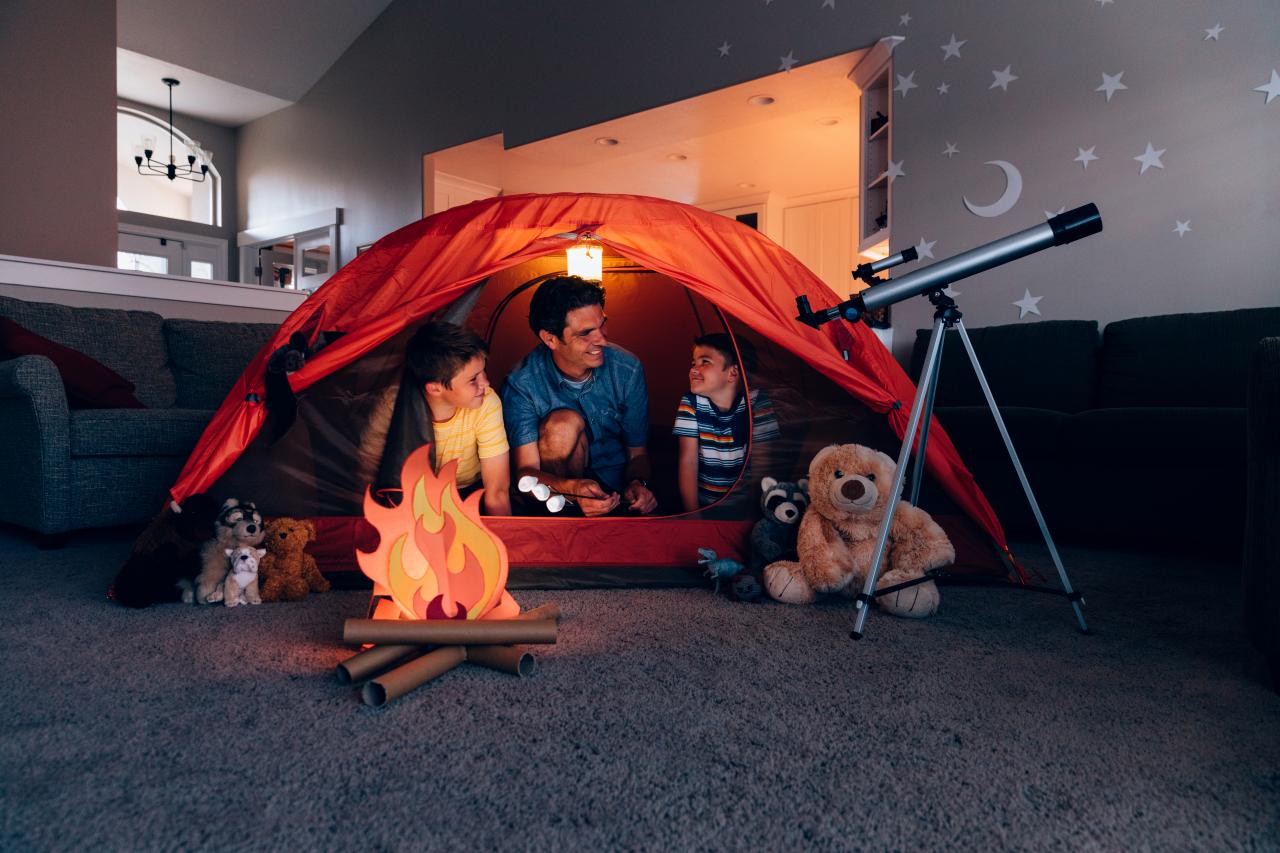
237 0 1280 357
0 2 117 266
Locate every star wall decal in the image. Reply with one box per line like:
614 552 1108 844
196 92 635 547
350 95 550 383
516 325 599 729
900 12 912 26
895 71 918 97
1134 142 1166 174
1203 23 1224 40
915 237 936 260
1013 289 1043 319
991 66 1018 91
1044 207 1066 218
1097 71 1128 101
1095 0 1113 6
943 142 959 157
1255 70 1280 104
942 286 961 297
779 51 798 72
937 82 950 94
1074 146 1098 169
822 0 835 8
1173 220 1191 236
717 41 731 57
941 34 966 60
886 159 906 181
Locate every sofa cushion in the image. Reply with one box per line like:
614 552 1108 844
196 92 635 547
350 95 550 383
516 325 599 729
1064 407 1247 465
0 294 176 408
0 318 145 409
910 320 1099 413
163 318 279 409
933 406 1069 460
1098 308 1280 408
69 408 214 457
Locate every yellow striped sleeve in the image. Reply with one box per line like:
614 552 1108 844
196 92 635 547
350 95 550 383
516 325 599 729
475 388 510 458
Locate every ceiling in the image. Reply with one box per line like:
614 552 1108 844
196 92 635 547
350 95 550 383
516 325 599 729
116 0 394 126
429 51 866 208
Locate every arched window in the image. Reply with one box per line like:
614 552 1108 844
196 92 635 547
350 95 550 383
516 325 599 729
116 107 221 227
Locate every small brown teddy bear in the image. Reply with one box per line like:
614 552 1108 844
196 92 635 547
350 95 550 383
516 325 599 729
763 443 954 618
258 517 330 602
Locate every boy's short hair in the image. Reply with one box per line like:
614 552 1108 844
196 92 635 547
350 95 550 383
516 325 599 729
528 276 606 339
693 332 758 374
405 320 488 387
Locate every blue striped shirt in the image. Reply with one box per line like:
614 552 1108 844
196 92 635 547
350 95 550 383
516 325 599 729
672 389 780 507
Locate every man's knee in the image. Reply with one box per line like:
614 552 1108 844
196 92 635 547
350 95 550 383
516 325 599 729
538 409 587 474
540 408 586 442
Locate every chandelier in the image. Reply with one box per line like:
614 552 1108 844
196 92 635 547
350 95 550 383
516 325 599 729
134 78 210 182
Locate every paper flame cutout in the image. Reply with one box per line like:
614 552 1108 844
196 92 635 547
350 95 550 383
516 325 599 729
357 445 508 621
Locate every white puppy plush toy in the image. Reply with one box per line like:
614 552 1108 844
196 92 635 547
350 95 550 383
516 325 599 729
222 546 265 607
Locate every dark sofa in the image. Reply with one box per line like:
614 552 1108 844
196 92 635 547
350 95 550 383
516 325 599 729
910 307 1280 551
0 294 277 540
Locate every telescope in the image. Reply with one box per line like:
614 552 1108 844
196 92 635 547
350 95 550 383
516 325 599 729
797 203 1102 328
789 202 1103 642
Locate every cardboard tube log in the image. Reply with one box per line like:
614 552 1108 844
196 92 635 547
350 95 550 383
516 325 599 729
464 645 536 676
344 618 557 646
335 644 422 684
361 645 467 706
515 603 560 623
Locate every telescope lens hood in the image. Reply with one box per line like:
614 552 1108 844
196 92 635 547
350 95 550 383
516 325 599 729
1048 203 1102 246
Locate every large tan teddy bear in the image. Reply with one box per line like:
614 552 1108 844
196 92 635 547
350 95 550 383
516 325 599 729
763 444 954 618
258 518 331 602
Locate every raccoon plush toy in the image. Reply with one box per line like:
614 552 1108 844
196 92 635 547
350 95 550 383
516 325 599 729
748 477 809 574
195 499 266 604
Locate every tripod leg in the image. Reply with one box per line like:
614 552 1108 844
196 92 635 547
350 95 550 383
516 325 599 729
953 321 1089 634
851 316 947 639
909 336 945 506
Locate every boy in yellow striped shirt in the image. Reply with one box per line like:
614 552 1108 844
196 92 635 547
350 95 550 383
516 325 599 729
405 321 511 515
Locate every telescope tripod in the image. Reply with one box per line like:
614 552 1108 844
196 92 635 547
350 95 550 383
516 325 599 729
849 288 1089 639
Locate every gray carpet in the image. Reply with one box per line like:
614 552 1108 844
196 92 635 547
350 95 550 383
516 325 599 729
1 527 1277 852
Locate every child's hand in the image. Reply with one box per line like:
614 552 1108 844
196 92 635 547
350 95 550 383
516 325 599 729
623 480 657 515
569 479 620 517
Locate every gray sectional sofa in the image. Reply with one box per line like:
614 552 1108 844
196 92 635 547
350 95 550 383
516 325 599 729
909 307 1280 551
0 294 277 541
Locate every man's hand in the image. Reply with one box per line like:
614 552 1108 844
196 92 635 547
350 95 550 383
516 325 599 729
568 478 620 517
623 480 657 515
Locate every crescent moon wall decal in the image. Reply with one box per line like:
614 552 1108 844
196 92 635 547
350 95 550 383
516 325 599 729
963 160 1023 218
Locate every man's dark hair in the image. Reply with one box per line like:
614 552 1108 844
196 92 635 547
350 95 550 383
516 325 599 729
528 276 606 339
405 320 488 387
694 332 758 374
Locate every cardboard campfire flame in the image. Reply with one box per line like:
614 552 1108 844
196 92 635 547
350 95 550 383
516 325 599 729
357 445 518 621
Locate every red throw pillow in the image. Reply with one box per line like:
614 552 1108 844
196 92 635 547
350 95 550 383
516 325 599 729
0 317 146 409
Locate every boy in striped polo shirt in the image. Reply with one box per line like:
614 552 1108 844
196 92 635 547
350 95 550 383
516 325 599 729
672 333 780 512
405 321 511 515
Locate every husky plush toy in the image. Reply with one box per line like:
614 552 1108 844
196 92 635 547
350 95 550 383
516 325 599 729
222 546 265 607
196 499 265 604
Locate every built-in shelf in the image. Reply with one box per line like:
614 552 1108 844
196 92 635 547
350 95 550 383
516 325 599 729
850 43 894 259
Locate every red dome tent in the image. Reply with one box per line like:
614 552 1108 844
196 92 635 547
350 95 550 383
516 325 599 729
170 193 1009 580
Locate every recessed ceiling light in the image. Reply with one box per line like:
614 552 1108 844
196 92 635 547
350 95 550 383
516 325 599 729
595 137 619 146
747 95 775 107
817 117 840 127
738 182 756 189
667 153 688 161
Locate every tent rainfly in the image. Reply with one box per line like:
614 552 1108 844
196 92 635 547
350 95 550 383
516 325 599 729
170 192 1012 581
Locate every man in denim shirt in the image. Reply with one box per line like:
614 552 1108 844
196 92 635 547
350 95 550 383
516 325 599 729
502 276 657 516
